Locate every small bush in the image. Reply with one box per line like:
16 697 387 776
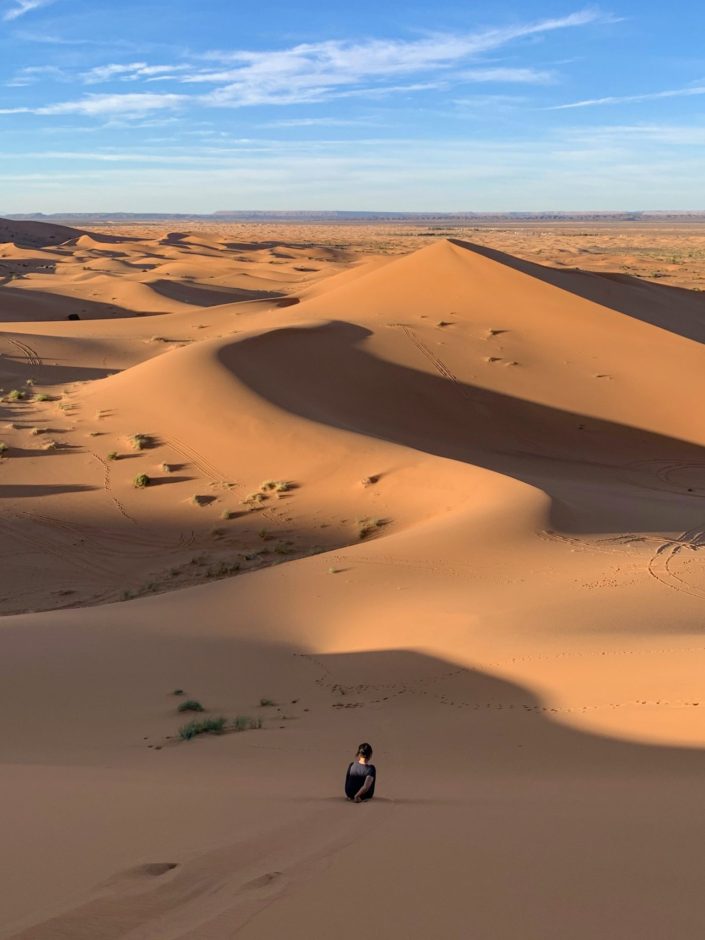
34 393 52 402
261 480 292 494
259 697 276 707
177 699 204 713
172 689 185 696
0 442 7 455
107 451 119 461
134 473 151 488
7 389 24 402
242 492 266 506
179 717 226 741
161 462 173 473
129 433 150 451
221 509 236 520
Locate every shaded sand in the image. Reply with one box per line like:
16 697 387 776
2 223 705 938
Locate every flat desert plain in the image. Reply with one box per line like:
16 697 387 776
2 218 705 939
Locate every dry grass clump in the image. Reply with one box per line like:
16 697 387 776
134 473 151 488
177 699 204 713
6 389 25 402
178 715 261 741
129 433 151 450
107 451 119 461
178 717 226 740
0 442 7 455
260 479 293 496
34 393 53 402
242 492 266 507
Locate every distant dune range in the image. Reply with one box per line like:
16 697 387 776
2 218 705 939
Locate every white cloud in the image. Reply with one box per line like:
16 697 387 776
81 62 190 84
263 117 379 127
189 10 606 106
549 83 705 109
3 0 55 21
0 11 608 119
6 64 68 86
0 93 186 118
458 67 554 84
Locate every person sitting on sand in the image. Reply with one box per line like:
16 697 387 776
345 743 376 802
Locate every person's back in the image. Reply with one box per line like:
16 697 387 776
345 742 376 802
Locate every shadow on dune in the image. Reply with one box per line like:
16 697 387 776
219 321 705 534
148 279 285 307
450 239 705 345
0 484 98 497
3 635 705 938
0 286 156 323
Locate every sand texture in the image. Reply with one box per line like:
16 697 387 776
2 220 705 938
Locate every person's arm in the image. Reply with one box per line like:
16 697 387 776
353 773 374 802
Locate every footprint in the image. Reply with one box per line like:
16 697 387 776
133 862 179 878
242 871 283 890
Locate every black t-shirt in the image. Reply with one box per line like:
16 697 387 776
345 761 376 800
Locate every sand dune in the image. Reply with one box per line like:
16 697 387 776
2 222 705 938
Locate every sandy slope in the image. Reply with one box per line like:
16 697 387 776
2 228 705 938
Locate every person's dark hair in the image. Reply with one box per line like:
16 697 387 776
357 742 373 760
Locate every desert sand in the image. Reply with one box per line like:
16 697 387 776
2 219 705 938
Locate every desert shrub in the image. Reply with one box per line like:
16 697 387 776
34 393 52 402
178 717 226 741
259 697 276 707
177 699 204 713
172 689 185 696
0 442 7 454
107 451 119 461
260 480 292 494
242 492 266 506
134 473 151 488
7 389 24 401
129 433 150 450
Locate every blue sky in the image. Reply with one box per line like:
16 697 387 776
0 1 704 212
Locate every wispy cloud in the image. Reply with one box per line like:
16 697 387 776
263 117 380 127
80 62 191 84
6 64 68 86
3 0 55 21
549 83 705 109
459 67 554 84
1 11 608 119
193 11 605 107
0 93 186 118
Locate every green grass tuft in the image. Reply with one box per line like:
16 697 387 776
178 717 226 741
177 699 204 713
